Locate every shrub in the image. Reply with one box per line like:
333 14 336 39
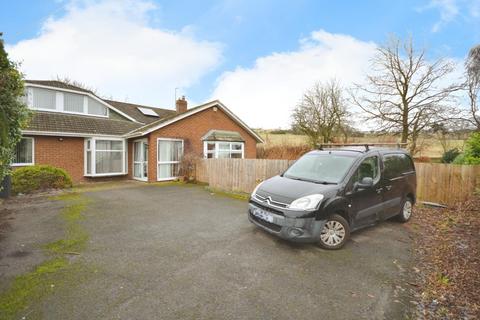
463 155 480 165
12 165 72 194
465 132 480 158
257 144 311 160
441 148 461 163
269 129 288 134
452 132 480 165
179 152 201 182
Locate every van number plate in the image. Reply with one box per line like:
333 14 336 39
252 208 274 223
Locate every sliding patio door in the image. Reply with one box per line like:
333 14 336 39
133 139 148 181
157 139 183 181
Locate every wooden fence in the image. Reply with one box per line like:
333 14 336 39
415 163 480 205
195 159 480 206
196 159 294 193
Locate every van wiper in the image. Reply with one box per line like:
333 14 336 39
315 181 337 185
285 175 305 182
286 175 336 185
306 179 337 185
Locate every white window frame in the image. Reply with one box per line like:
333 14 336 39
133 138 148 182
27 86 109 118
84 137 127 177
11 137 35 166
203 141 244 159
157 138 184 181
86 96 109 117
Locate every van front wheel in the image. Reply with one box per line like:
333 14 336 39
318 214 350 250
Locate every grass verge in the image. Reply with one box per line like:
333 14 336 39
205 186 250 201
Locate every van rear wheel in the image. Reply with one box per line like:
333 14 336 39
318 214 350 250
397 198 413 222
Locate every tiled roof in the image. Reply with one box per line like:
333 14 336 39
23 80 263 143
26 111 143 136
26 80 93 94
104 100 175 124
126 103 207 135
125 100 264 142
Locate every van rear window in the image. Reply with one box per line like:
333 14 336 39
383 154 414 179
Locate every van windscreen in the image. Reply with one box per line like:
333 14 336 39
283 154 356 184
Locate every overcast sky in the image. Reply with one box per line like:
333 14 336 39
2 0 479 128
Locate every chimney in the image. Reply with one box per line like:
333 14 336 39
176 95 187 113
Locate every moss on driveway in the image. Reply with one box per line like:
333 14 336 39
0 182 414 319
0 193 92 319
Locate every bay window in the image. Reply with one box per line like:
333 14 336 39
84 138 127 176
12 137 34 166
204 141 244 159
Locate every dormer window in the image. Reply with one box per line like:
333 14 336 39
88 97 108 116
63 92 84 113
32 87 56 110
26 86 108 117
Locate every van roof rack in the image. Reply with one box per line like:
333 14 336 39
317 143 408 152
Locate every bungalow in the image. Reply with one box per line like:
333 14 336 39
13 80 263 182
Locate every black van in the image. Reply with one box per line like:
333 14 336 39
248 145 416 249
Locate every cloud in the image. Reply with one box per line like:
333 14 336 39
429 0 460 32
6 0 222 108
420 0 480 32
211 30 377 129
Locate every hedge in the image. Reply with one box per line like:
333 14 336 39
12 165 73 194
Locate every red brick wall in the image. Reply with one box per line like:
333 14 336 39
144 106 258 182
30 136 85 182
21 135 130 184
19 107 258 184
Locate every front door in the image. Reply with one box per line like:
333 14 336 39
346 155 384 229
133 140 148 181
157 139 184 181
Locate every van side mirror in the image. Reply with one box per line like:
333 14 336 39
354 177 374 191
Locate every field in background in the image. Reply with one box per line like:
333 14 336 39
258 130 467 159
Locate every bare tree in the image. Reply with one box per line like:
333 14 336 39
431 122 450 153
350 36 460 154
466 44 480 130
55 76 98 95
292 80 349 146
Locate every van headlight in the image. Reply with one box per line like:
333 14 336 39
251 181 264 197
288 194 324 211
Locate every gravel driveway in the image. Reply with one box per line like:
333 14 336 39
0 183 413 319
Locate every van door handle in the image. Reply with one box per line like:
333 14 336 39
376 188 383 194
385 185 392 191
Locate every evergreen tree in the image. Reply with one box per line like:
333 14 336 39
0 33 31 186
